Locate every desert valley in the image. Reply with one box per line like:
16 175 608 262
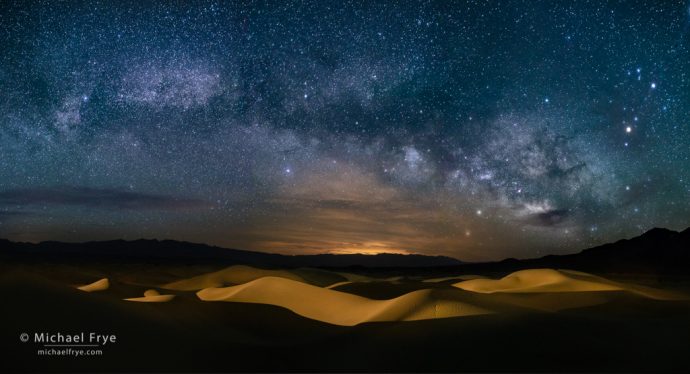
2 227 690 372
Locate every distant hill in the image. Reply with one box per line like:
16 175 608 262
455 227 690 275
0 238 461 268
1 226 688 272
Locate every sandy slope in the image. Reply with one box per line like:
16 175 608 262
3 268 690 373
454 269 684 300
197 276 491 326
76 278 109 292
162 265 345 290
422 275 487 283
124 289 176 302
325 274 404 289
325 281 353 289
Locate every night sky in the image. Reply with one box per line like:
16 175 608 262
1 1 689 261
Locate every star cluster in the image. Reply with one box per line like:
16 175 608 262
1 0 689 260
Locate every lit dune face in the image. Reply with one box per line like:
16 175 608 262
124 289 175 303
162 265 308 291
193 271 686 326
162 265 353 291
68 266 686 326
191 269 685 325
454 269 622 293
196 276 493 326
454 269 685 300
76 278 109 292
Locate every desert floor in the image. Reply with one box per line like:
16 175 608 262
2 262 690 372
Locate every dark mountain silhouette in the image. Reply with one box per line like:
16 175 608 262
453 227 690 275
1 226 688 272
0 238 461 267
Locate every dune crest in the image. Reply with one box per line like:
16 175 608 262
423 275 487 283
197 276 491 326
162 265 346 290
325 281 353 289
125 289 175 302
454 269 684 300
77 278 109 292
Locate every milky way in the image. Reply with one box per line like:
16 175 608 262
1 1 689 260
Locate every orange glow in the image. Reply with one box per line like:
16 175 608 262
326 242 411 255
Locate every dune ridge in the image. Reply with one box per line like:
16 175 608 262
161 265 345 290
423 275 487 283
76 278 109 292
124 289 175 302
454 269 684 300
197 276 491 326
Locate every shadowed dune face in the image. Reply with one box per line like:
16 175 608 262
162 265 345 290
454 269 685 300
76 278 109 292
197 276 492 326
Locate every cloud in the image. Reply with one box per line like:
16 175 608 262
0 210 27 222
0 187 210 211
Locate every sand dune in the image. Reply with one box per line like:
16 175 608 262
325 274 406 289
334 272 375 282
454 269 684 300
423 275 487 283
77 278 109 292
325 281 353 289
197 276 491 326
124 289 175 302
162 265 348 290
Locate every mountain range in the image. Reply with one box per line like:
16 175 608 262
0 237 460 267
1 226 688 273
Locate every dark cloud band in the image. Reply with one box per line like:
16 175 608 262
0 187 209 211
